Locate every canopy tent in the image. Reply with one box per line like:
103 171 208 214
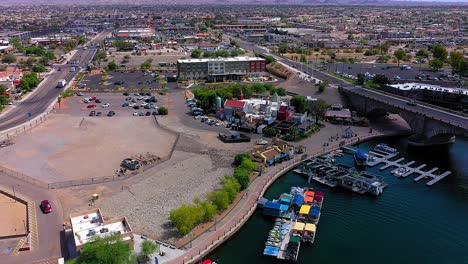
292 194 304 207
313 195 323 202
315 191 324 197
309 206 321 217
280 197 291 204
304 191 315 198
304 196 314 203
293 222 305 231
305 223 316 232
355 150 367 160
299 205 311 215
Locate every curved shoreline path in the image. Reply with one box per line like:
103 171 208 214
167 130 390 264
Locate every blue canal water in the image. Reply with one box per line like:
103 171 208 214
208 136 468 264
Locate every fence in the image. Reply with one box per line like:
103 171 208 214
0 112 51 142
0 165 49 189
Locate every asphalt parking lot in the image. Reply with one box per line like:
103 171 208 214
81 71 161 90
317 62 454 81
62 92 166 117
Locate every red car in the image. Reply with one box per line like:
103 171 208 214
87 104 96 108
40 200 52 213
89 96 96 101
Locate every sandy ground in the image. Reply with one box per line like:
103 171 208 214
0 114 176 183
0 193 27 236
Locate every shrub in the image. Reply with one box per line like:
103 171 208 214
158 107 168 115
238 158 256 171
234 153 250 166
208 190 230 211
234 168 250 189
221 176 241 202
169 204 204 235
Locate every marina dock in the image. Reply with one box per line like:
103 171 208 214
342 145 451 186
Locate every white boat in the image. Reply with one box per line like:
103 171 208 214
393 167 410 177
374 143 398 155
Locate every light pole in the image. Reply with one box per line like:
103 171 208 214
12 185 16 203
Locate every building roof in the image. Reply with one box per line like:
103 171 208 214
178 56 265 64
224 100 246 108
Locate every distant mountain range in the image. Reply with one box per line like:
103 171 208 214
1 0 467 5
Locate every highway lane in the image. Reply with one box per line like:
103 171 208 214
0 31 108 132
234 37 468 129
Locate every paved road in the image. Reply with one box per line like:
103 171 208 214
1 174 64 264
0 31 110 132
234 37 468 130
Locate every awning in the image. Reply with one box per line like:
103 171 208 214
305 223 316 232
292 194 304 206
299 205 311 215
304 196 314 203
304 191 315 198
293 222 305 231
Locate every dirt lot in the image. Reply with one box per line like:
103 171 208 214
0 114 177 183
0 193 27 237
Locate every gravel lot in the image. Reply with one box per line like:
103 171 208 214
0 114 176 183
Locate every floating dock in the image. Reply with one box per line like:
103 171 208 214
343 145 451 186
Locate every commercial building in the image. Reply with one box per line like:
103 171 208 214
116 28 155 38
70 208 133 252
177 56 266 81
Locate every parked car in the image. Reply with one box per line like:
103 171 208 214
133 112 138 116
125 97 132 101
107 111 116 116
40 200 53 213
133 105 140 109
128 103 136 107
114 80 125 85
122 103 129 107
95 99 102 103
83 98 90 103
89 111 96 116
96 111 102 116
145 111 151 116
77 92 84 96
102 103 110 108
407 100 418 106
87 104 96 108
123 92 129 96
89 96 96 101
152 111 158 115
138 111 145 116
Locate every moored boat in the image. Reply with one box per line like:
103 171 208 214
374 143 398 155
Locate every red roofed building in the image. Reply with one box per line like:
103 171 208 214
224 99 247 122
277 105 294 121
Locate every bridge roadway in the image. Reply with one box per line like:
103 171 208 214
0 30 110 132
233 37 468 131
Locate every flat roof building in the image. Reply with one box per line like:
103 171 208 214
177 56 266 82
70 208 133 252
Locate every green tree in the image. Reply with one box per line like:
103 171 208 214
191 49 202 58
9 37 22 50
169 204 203 235
238 158 257 172
263 127 278 137
449 51 465 72
393 49 407 66
32 64 46 72
96 51 107 60
416 49 430 59
275 88 286 96
113 40 134 51
318 80 329 93
290 95 306 113
25 57 37 67
76 235 135 264
264 56 276 64
200 200 217 221
308 99 330 124
2 54 16 63
379 41 390 54
278 41 288 54
234 153 250 166
208 190 230 210
203 50 213 58
431 44 448 62
357 73 366 85
429 59 444 71
140 59 152 69
19 73 40 92
107 60 119 71
138 240 159 262
233 168 250 189
221 176 241 202
372 74 390 86
158 107 168 115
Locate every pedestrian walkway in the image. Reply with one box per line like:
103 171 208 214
166 127 390 264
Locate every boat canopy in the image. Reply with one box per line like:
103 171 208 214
355 150 367 160
281 193 293 198
304 196 314 203
315 191 324 197
313 196 323 202
280 204 289 211
264 201 281 210
299 205 311 214
309 206 321 217
292 194 304 206
304 191 315 197
280 197 291 204
201 260 212 264
293 222 305 231
305 223 316 232
290 236 301 243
